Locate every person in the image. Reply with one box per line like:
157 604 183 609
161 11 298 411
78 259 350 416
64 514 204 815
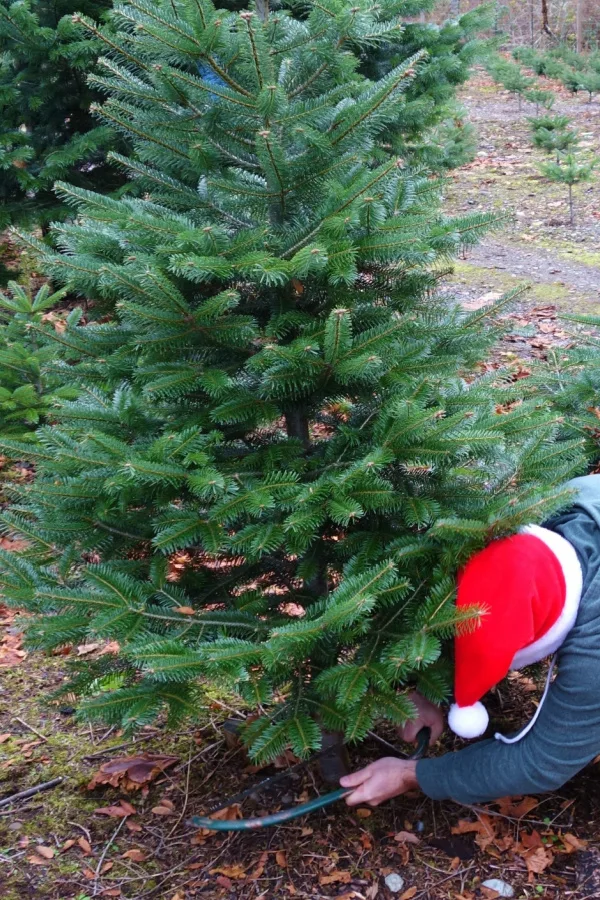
340 474 600 808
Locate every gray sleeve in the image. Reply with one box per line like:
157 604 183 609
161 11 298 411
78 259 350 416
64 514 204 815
415 636 600 804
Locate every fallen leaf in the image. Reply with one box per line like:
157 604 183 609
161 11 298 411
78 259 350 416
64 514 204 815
319 870 352 886
61 840 76 852
125 820 142 833
496 796 538 818
100 890 121 897
76 642 102 656
301 827 313 836
0 733 11 743
275 850 287 867
400 889 418 900
170 894 185 900
118 799 137 816
87 753 179 792
152 805 175 816
215 876 232 890
82 867 97 880
77 836 93 855
28 854 50 866
394 831 420 845
172 606 195 615
121 848 148 862
35 845 55 860
95 805 131 818
248 851 269 881
100 861 114 874
356 808 372 819
525 846 553 881
562 833 588 853
210 863 246 880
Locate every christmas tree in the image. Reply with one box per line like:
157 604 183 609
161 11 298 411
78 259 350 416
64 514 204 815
3 0 585 759
0 0 123 228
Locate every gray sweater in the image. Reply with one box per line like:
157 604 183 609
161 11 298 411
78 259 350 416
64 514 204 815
416 474 600 804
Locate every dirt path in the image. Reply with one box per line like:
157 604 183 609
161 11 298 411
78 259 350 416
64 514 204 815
444 69 600 321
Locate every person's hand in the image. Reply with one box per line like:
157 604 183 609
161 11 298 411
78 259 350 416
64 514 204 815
339 758 419 807
399 691 444 746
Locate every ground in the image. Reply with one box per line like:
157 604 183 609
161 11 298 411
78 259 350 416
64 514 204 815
2 69 600 900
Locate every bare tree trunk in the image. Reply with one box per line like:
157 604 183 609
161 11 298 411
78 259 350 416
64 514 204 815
576 0 584 53
541 0 553 37
530 0 535 46
450 0 460 17
569 183 574 227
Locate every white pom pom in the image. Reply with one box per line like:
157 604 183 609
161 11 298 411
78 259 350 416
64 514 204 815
448 702 489 739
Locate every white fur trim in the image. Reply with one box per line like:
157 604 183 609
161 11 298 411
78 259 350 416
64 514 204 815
448 701 489 739
510 525 583 669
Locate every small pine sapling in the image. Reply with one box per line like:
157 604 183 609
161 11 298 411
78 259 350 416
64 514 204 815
578 70 600 103
539 154 595 226
524 88 555 114
532 122 579 163
486 57 535 111
560 67 583 95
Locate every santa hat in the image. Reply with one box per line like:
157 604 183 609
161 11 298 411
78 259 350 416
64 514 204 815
449 524 583 741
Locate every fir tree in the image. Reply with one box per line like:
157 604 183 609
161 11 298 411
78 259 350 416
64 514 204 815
3 0 585 758
539 154 595 226
0 0 124 228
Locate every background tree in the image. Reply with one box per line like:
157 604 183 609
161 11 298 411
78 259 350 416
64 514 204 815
2 0 584 758
539 153 595 225
0 0 124 229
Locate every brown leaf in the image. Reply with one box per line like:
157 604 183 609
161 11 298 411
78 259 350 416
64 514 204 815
152 805 175 816
35 845 55 860
28 854 50 866
82 867 97 880
118 799 137 816
400 889 418 900
95 805 131 818
209 804 242 822
0 733 11 743
87 753 179 792
248 851 269 881
561 833 588 853
100 890 121 897
121 848 148 862
172 606 195 615
100 861 114 874
355 808 372 819
496 796 539 818
61 839 76 852
275 850 287 868
76 642 102 656
215 876 233 890
77 837 93 855
394 831 420 845
319 870 352 886
210 863 246 880
519 829 543 851
525 846 553 881
125 820 143 833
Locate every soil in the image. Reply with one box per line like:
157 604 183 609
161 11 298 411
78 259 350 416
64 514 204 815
2 68 600 900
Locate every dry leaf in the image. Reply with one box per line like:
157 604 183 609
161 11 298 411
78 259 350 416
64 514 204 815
210 863 246 880
126 820 142 833
100 861 114 874
173 606 195 615
319 870 352 886
35 845 55 860
28 854 49 866
77 836 93 855
83 867 97 880
301 827 313 836
525 846 553 881
100 890 121 897
275 850 287 867
561 833 588 853
356 808 372 819
118 799 137 816
152 805 175 816
496 796 538 818
87 753 179 792
215 876 232 890
61 839 76 852
394 831 420 845
76 642 102 656
171 894 185 900
248 851 269 881
0 733 11 743
121 848 148 862
95 804 131 818
366 884 379 900
400 889 417 900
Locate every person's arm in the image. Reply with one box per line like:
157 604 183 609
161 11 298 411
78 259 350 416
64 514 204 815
417 633 600 804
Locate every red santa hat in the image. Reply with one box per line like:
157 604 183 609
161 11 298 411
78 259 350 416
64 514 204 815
449 524 583 740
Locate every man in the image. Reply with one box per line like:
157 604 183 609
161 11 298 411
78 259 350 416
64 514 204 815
340 474 600 807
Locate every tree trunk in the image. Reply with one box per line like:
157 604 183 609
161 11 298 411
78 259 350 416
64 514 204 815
284 407 311 450
450 0 460 17
541 0 552 37
569 183 574 227
576 0 584 53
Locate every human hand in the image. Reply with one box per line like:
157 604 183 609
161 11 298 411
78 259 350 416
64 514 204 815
399 691 444 746
339 758 419 807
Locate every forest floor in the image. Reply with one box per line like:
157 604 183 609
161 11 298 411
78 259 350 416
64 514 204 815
2 68 600 900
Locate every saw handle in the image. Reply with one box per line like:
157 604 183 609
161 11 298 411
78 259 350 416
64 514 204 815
190 726 430 832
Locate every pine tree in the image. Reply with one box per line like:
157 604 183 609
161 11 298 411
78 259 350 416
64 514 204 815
0 0 124 228
3 0 586 759
539 154 595 226
0 280 76 437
